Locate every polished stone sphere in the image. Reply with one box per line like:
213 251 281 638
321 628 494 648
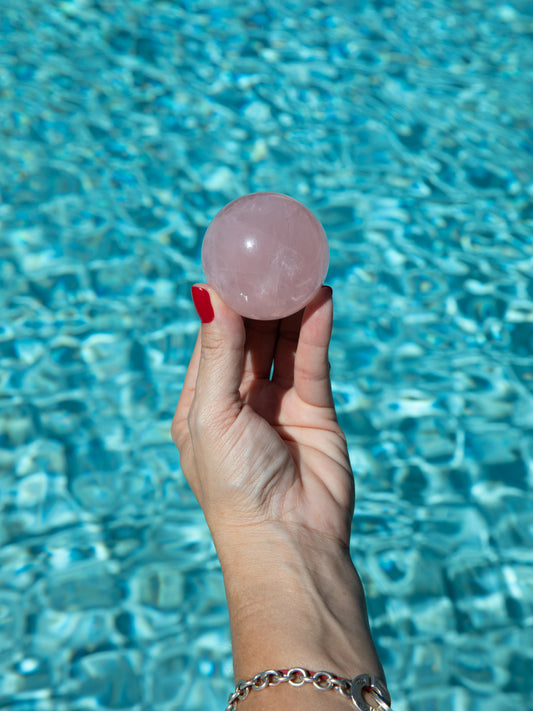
201 192 329 320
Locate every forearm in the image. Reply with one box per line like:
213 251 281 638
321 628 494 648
214 524 384 709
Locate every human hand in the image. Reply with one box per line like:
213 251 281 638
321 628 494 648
171 284 384 696
171 283 354 551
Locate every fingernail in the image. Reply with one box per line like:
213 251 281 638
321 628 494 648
191 286 214 323
323 284 332 296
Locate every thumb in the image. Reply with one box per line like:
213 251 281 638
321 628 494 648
191 284 245 413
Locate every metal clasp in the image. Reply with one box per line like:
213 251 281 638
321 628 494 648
350 674 392 711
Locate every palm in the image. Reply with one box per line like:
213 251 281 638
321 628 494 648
233 361 355 547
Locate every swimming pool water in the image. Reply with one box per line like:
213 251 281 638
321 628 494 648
1 0 532 709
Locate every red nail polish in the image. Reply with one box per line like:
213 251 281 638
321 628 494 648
191 286 214 323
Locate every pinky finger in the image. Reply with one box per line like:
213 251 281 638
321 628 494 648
293 285 335 409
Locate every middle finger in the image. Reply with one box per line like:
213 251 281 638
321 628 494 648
241 318 279 387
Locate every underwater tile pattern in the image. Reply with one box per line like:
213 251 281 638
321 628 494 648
1 0 532 709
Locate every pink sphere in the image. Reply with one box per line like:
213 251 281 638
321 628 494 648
201 192 329 320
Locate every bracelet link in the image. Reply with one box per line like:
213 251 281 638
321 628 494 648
226 667 393 711
350 674 392 711
312 670 335 690
255 669 281 689
287 667 310 686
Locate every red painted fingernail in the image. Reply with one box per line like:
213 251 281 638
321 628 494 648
191 286 214 323
323 284 332 296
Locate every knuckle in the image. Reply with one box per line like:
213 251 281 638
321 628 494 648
170 415 186 449
187 402 212 434
200 334 227 359
187 399 234 440
187 401 209 435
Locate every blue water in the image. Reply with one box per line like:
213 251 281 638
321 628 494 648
1 0 532 709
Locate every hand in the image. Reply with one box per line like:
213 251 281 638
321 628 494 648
171 283 354 551
171 284 384 699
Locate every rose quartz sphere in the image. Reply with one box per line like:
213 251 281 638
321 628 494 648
201 192 329 320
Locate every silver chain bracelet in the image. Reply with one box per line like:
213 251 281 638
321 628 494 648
225 667 393 711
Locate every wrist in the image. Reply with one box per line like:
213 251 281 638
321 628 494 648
212 523 384 684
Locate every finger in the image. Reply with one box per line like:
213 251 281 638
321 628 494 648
170 329 201 470
271 309 304 390
190 283 246 415
241 318 279 384
173 329 201 429
293 285 334 408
